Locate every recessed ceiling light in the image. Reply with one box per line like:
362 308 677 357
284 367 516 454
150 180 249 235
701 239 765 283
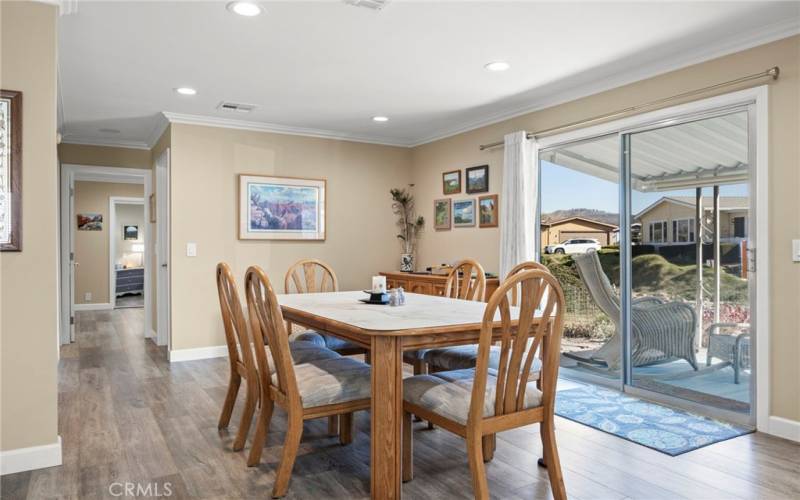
372 116 389 122
226 1 262 17
174 87 197 96
484 61 510 72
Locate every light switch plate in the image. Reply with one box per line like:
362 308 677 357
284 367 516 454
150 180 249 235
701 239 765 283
793 239 800 262
186 242 197 257
84 292 92 302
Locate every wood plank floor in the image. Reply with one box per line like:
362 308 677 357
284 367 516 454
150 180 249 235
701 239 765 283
3 308 798 499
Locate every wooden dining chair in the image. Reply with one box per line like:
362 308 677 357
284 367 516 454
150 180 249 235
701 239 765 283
216 262 261 452
217 262 340 458
414 259 488 373
402 269 567 500
284 259 369 357
245 265 372 498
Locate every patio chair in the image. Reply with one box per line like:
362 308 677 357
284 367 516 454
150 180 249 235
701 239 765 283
571 252 698 370
706 322 750 384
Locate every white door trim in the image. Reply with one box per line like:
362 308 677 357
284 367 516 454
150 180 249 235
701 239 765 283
536 85 770 432
59 164 153 344
109 196 145 311
155 148 171 349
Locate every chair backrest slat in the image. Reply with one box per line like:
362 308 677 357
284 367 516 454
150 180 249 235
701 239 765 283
216 263 257 382
444 259 486 302
285 259 339 294
470 269 565 424
246 266 300 406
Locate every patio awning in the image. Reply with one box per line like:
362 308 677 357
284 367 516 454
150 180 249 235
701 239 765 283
540 111 749 192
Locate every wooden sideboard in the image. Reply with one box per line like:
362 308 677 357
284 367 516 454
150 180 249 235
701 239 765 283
380 271 499 302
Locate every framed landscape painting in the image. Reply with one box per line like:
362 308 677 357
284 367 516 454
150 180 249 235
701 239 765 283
466 165 489 194
442 170 461 195
433 198 451 230
478 194 498 228
239 175 326 240
453 199 475 227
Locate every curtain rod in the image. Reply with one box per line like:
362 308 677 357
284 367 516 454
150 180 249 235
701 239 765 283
478 66 779 151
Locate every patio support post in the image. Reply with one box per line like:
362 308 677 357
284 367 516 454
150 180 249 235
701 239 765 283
695 187 703 351
713 185 721 325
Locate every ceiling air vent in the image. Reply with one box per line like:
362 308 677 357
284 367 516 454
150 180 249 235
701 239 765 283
343 0 389 10
217 101 256 114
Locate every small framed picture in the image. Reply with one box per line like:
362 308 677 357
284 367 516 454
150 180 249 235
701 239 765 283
433 198 451 230
466 165 489 194
123 225 139 240
453 199 476 227
442 170 461 195
77 213 103 231
478 194 498 228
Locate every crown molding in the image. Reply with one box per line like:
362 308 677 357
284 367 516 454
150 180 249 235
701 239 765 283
409 19 800 147
146 113 171 148
60 136 152 150
161 112 413 148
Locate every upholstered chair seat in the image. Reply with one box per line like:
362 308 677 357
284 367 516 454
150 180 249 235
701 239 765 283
403 368 542 425
290 330 362 353
423 344 542 372
271 357 372 408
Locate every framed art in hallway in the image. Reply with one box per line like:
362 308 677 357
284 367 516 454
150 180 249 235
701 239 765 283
466 165 489 194
433 198 451 230
123 225 139 240
478 194 498 228
442 170 461 195
0 89 22 251
239 174 326 240
453 199 475 227
77 213 103 231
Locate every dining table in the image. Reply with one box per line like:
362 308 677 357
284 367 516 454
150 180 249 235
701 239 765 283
278 290 541 499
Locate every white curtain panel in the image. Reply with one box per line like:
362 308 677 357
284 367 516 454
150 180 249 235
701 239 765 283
499 131 538 280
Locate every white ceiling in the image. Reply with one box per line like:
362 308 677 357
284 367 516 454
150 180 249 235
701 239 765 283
57 1 800 149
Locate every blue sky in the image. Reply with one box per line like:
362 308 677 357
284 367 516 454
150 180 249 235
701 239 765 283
540 160 748 215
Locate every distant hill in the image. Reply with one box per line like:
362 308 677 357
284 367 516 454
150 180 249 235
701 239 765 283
542 209 618 226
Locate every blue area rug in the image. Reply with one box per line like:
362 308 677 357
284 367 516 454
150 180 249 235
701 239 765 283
555 385 753 456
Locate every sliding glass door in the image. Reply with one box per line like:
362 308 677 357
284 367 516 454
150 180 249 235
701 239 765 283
623 109 754 420
540 103 757 425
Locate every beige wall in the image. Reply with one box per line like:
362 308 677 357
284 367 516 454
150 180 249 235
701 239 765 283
411 36 800 421
169 123 411 350
58 143 152 170
0 1 59 452
73 182 144 305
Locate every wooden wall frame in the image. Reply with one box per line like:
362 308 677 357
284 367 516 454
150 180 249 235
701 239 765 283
1 89 22 251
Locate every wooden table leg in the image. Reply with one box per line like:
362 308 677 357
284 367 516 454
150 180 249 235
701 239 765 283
371 336 403 499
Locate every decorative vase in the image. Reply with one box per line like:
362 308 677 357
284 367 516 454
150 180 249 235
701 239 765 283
400 253 414 272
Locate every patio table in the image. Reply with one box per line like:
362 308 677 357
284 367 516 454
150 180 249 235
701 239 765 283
278 290 540 499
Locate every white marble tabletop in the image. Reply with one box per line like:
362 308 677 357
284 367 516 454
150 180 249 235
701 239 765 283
278 290 530 332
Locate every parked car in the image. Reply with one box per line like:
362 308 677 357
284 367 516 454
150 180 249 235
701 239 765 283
545 238 602 254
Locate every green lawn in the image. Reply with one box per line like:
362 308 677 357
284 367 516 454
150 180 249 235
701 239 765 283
543 250 748 304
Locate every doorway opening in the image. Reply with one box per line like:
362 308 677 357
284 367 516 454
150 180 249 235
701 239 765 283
59 164 155 345
110 197 145 309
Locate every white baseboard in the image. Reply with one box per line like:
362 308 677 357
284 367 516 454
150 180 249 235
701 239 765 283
767 416 800 442
169 345 228 363
73 303 112 311
0 436 62 475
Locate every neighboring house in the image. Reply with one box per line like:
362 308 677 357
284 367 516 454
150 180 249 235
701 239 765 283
540 216 619 247
635 196 749 245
